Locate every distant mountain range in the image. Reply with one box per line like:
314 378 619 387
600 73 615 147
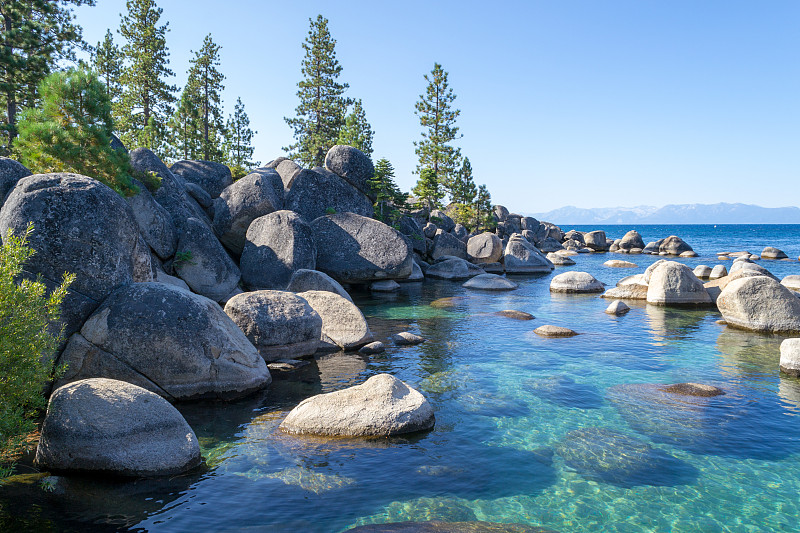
527 203 800 225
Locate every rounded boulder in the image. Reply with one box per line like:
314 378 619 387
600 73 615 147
717 276 800 333
298 290 373 350
646 261 711 306
550 271 604 293
467 232 503 264
324 145 375 199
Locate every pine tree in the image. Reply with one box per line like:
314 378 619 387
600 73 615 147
92 29 123 104
117 0 176 155
224 97 259 178
186 34 225 161
337 99 373 157
411 168 444 212
368 157 406 221
450 157 478 227
284 15 351 168
0 0 93 153
414 62 462 195
167 84 202 161
15 68 139 196
473 184 495 231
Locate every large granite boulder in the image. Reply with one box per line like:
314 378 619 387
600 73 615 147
432 229 467 260
324 145 375 198
602 284 648 300
550 271 604 293
212 170 282 255
276 159 302 190
132 233 155 282
781 275 800 292
780 338 800 377
642 240 663 254
547 252 575 266
717 276 800 333
467 232 503 264
463 273 518 291
396 216 425 254
170 160 232 199
619 230 645 251
583 230 608 251
503 234 554 273
659 236 693 255
729 259 778 280
311 213 413 283
285 168 373 221
0 157 31 204
429 209 455 232
224 290 322 361
494 205 510 222
240 210 316 290
280 374 434 437
643 259 668 283
298 290 373 350
55 283 271 400
125 178 177 260
174 217 241 302
286 269 352 301
646 261 711 306
425 256 484 280
710 264 728 280
761 246 788 260
35 378 202 477
0 173 140 338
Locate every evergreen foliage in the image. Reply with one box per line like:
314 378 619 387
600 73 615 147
224 97 259 178
337 99 373 157
0 224 73 478
91 29 123 104
473 183 495 231
186 34 225 161
0 0 94 153
411 168 444 212
284 14 351 168
117 0 176 155
168 83 202 161
15 68 140 196
449 156 478 227
414 62 461 196
368 157 406 221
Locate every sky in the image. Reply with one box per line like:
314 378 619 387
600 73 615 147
71 0 800 213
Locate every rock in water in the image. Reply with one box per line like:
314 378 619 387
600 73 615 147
504 234 554 273
693 265 712 279
392 332 425 346
496 310 535 320
359 341 385 355
224 290 322 361
659 383 725 397
240 210 316 290
583 230 607 251
717 276 800 333
605 260 637 268
534 325 578 337
605 300 630 315
602 285 648 300
35 378 202 477
311 213 412 283
781 275 800 292
286 269 352 302
55 283 271 401
549 271 604 293
619 230 645 251
709 264 728 280
279 374 435 437
547 252 575 266
324 145 375 198
761 246 788 260
298 290 373 350
646 261 711 306
425 257 484 280
285 168 373 221
345 522 555 533
463 273 518 291
780 338 800 377
371 280 401 292
174 217 241 302
170 160 232 198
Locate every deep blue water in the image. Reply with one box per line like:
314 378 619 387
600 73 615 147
2 225 800 533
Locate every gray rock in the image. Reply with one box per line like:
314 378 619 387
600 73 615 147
240 210 316 290
467 232 503 264
729 260 778 280
311 213 413 283
463 273 518 291
359 341 385 355
452 223 468 242
642 240 663 254
562 239 583 251
298 290 373 350
432 229 467 260
781 275 800 292
109 133 127 153
761 246 788 260
646 261 711 306
680 251 698 258
155 269 191 291
780 338 800 377
132 233 155 282
0 157 31 205
538 237 564 252
170 160 232 199
521 229 536 242
174 217 241 302
212 170 282 255
425 257 484 280
693 265 712 279
286 269 352 301
398 260 425 282
393 332 425 346
709 264 728 280
224 290 322 361
276 159 302 190
324 145 375 198
617 273 647 287
125 178 177 259
0 173 140 339
285 168 373 221
493 205 509 222
602 285 649 300
429 209 455 232
54 282 271 401
583 230 608 251
264 157 288 169
605 300 631 315
371 280 401 292
504 235 554 273
534 325 578 337
521 216 539 231
564 230 585 243
397 216 425 254
604 260 638 268
279 373 434 437
717 276 800 333
619 230 645 251
546 252 575 266
610 239 621 253
659 236 693 255
423 222 438 239
643 259 668 284
247 167 286 208
35 378 202 477
183 181 213 209
550 271 604 293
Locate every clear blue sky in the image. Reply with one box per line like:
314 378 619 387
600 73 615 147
72 0 799 213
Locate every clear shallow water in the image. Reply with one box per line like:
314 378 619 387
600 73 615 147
2 225 800 532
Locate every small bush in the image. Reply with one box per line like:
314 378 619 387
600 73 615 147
0 224 73 477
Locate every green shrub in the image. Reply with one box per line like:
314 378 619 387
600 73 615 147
0 224 73 477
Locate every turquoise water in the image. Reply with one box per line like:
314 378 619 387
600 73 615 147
2 225 800 532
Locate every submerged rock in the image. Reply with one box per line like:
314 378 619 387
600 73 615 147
659 383 725 397
346 522 556 533
279 374 435 437
534 325 578 338
526 375 603 409
463 273 518 291
496 310 535 320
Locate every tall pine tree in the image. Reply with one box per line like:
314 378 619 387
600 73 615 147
337 99 373 157
450 157 478 227
92 29 123 104
411 168 444 212
224 97 259 178
0 0 93 153
473 184 494 231
414 62 461 196
168 84 202 161
186 34 225 161
284 15 350 167
368 157 406 221
117 0 176 155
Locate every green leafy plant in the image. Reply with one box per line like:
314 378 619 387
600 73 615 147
173 250 195 268
325 207 337 215
0 224 74 478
